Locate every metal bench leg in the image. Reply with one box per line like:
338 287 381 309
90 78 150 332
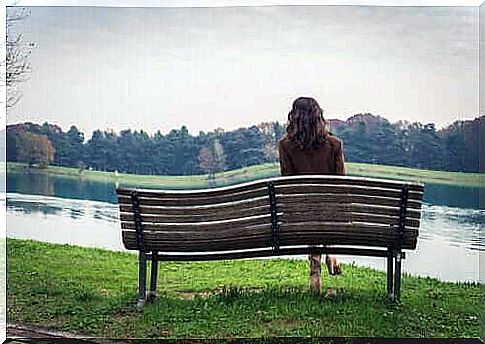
137 251 147 307
394 251 403 302
147 251 159 302
387 248 394 301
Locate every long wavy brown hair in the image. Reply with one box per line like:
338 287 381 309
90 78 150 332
286 97 328 150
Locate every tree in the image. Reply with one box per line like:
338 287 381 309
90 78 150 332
85 130 107 171
258 122 279 163
439 117 482 172
5 6 36 108
219 126 266 169
66 125 85 167
16 131 55 167
213 139 226 173
264 142 279 163
7 114 483 175
273 121 286 143
198 147 216 179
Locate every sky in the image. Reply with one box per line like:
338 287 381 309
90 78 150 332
6 0 484 6
5 1 481 136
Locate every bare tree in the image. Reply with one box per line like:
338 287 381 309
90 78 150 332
258 122 278 163
5 6 35 108
213 139 226 173
264 142 278 163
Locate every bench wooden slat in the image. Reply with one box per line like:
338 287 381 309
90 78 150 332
121 215 271 231
277 184 423 199
279 233 417 250
279 194 422 210
122 231 272 251
122 222 416 240
118 197 269 215
122 224 417 251
120 225 272 240
118 193 421 210
279 222 417 235
117 175 424 199
117 187 269 206
279 203 422 219
119 205 270 223
122 223 415 242
280 211 420 228
148 247 391 261
116 183 268 197
122 229 271 242
120 202 421 221
117 184 423 207
120 209 419 228
280 232 416 250
121 216 418 233
273 177 424 192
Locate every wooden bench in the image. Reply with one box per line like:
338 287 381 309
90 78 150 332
116 175 424 306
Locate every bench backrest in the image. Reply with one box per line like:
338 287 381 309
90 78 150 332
116 175 424 256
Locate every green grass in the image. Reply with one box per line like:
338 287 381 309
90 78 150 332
4 162 279 189
7 239 483 338
348 162 482 188
4 161 483 188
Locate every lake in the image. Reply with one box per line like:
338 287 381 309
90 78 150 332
5 170 484 282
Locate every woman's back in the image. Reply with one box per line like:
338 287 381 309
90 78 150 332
278 133 345 176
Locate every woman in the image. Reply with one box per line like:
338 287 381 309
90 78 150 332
278 96 344 293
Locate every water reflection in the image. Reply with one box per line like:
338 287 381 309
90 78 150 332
7 198 63 216
6 193 119 223
420 204 483 251
69 208 84 219
6 171 118 204
8 172 55 197
7 193 124 252
423 183 482 209
6 171 484 209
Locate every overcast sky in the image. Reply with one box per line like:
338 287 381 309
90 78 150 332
6 4 479 136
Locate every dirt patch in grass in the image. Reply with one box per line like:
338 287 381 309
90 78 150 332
175 291 207 299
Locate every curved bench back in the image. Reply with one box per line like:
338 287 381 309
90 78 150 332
116 175 424 255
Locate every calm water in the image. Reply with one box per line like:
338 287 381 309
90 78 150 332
5 171 484 282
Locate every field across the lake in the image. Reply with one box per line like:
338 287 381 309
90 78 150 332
7 239 482 338
4 161 483 188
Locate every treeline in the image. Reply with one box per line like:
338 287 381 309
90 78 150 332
5 113 483 174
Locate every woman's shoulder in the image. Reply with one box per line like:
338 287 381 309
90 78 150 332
278 135 291 148
325 133 343 147
279 133 342 149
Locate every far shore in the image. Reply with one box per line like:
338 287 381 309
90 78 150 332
3 161 483 188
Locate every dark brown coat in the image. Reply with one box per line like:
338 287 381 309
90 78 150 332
278 134 346 176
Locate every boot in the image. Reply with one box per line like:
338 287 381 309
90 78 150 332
325 255 343 276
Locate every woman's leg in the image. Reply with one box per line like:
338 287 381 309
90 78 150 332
325 253 342 275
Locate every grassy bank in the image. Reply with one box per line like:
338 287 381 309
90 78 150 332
7 239 483 338
4 161 483 188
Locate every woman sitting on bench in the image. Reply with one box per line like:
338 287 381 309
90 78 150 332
278 96 345 293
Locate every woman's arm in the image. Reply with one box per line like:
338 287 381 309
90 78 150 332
278 142 295 176
335 140 346 175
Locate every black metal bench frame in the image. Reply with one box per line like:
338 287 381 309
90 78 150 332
121 177 419 307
